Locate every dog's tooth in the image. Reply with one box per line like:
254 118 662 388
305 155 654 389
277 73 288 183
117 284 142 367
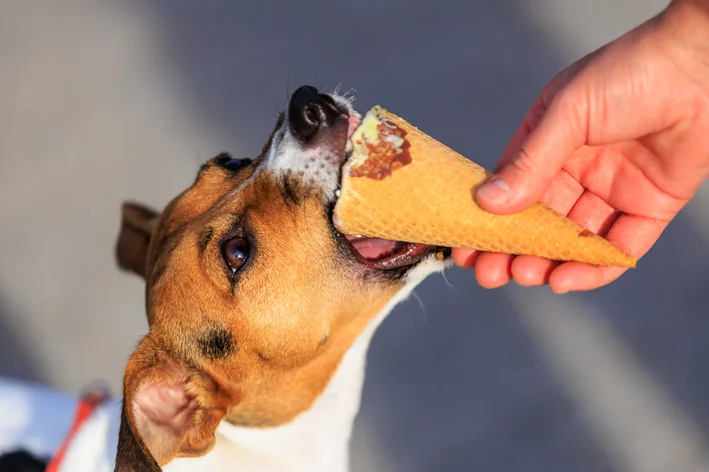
345 140 354 153
335 189 341 197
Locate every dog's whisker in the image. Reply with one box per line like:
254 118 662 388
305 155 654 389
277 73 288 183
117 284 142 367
341 89 357 103
441 271 460 295
410 290 428 325
268 105 280 119
331 85 357 106
285 76 292 105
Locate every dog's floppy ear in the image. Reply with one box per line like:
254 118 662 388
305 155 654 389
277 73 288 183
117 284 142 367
115 337 236 470
116 202 159 279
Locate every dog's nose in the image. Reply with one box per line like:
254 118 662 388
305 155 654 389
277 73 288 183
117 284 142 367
288 85 343 141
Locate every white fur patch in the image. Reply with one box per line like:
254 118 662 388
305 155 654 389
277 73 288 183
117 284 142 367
266 127 344 200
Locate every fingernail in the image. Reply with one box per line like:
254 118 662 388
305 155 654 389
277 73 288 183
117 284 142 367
551 281 570 295
551 286 568 295
477 178 510 204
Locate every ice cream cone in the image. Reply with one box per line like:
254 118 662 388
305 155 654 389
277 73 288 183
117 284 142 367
333 106 636 268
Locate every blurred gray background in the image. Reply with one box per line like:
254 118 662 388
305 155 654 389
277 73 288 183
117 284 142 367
2 0 709 471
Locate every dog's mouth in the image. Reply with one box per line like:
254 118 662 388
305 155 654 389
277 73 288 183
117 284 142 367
341 235 444 270
330 107 448 271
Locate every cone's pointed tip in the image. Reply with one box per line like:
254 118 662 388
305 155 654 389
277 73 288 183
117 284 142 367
598 253 636 268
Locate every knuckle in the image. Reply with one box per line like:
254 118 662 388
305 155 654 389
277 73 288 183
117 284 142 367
508 147 542 175
523 96 548 133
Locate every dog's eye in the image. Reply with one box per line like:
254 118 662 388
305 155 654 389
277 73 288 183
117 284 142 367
215 152 252 171
222 236 249 273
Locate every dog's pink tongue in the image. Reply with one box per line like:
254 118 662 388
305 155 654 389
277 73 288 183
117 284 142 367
347 236 401 261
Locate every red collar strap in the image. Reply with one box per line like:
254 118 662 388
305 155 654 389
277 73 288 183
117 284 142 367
46 385 110 472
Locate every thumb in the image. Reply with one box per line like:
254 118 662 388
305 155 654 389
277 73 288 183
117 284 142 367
475 91 587 215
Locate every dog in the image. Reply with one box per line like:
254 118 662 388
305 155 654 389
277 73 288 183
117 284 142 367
0 85 453 472
113 84 454 471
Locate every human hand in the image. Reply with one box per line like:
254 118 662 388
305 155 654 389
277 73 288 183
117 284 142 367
453 0 709 293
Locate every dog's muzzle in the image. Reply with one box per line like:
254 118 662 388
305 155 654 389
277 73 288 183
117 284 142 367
264 86 360 201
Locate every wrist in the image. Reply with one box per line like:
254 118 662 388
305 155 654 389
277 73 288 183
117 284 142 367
655 0 709 88
659 0 709 44
669 0 709 16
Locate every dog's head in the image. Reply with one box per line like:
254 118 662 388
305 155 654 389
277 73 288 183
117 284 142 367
113 86 450 469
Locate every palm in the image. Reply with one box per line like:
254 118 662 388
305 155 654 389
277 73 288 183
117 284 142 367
559 140 688 232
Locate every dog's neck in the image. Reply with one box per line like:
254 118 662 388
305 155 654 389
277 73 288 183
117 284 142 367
162 263 436 472
212 310 379 472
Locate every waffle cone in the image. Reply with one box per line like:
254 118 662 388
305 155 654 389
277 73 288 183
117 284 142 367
333 106 636 268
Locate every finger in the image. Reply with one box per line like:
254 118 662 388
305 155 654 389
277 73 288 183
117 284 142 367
565 190 620 236
476 92 587 215
509 171 587 286
564 141 688 221
457 139 583 274
475 59 596 215
495 60 583 170
458 169 586 281
493 95 548 173
539 169 586 215
473 252 514 289
451 248 479 268
511 257 560 287
517 190 618 288
456 170 584 270
548 214 669 293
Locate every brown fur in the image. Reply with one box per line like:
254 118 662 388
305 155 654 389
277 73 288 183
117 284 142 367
114 127 405 468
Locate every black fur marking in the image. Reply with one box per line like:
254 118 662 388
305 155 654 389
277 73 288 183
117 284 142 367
214 151 233 163
199 328 236 360
214 153 253 172
277 173 302 207
257 352 270 361
198 161 211 175
195 152 251 183
149 260 168 287
198 227 214 255
149 226 184 287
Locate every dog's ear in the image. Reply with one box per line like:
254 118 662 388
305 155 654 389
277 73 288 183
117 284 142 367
116 202 159 279
115 337 236 470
